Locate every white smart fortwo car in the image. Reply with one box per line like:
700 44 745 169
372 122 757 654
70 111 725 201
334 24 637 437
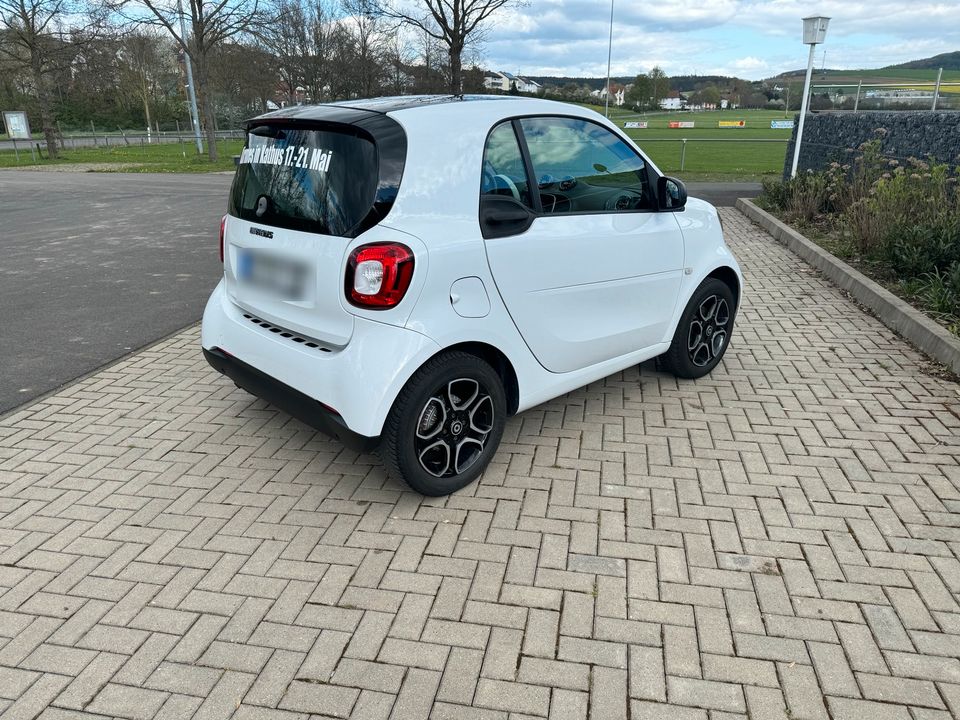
202 95 742 495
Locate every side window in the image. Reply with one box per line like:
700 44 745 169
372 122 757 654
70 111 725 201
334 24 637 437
519 117 652 214
481 121 534 210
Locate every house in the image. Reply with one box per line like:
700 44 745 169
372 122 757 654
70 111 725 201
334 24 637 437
659 91 684 110
483 71 542 94
591 84 626 106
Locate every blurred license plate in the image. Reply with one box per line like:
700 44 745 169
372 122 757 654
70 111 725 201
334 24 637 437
237 249 310 300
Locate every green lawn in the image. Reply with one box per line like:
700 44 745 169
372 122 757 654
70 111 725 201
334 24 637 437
573 104 791 179
0 138 243 172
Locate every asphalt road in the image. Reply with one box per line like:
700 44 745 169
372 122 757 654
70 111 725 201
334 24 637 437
0 171 758 414
0 171 231 413
687 182 762 207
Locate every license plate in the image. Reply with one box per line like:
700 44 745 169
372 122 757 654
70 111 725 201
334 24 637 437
237 248 310 301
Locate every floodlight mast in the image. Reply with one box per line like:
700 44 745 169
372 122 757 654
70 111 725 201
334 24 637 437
604 0 614 118
790 16 830 178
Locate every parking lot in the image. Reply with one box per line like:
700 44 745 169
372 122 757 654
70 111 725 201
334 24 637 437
0 172 229 413
2 207 959 719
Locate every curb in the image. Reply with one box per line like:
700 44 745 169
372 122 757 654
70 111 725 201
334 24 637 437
735 197 960 375
0 322 201 423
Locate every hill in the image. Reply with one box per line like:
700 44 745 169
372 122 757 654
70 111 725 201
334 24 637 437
885 51 960 71
769 51 960 84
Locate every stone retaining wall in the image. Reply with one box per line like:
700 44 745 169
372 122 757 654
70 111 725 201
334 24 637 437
784 111 960 177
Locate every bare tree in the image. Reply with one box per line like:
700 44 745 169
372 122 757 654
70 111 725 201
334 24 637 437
116 0 262 160
382 31 413 95
342 0 383 98
0 0 85 157
117 32 165 133
378 0 520 94
265 0 308 104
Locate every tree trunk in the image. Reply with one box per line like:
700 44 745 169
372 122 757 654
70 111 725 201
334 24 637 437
141 81 153 136
31 64 58 159
448 42 462 95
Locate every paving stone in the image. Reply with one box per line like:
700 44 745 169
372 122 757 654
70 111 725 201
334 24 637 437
388 668 440 720
86 683 168 720
826 696 911 720
3 208 960 720
667 677 745 713
278 680 358 717
856 672 944 709
474 679 550 717
517 657 589 691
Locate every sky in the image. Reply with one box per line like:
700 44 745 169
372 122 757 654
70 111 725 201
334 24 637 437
480 0 960 80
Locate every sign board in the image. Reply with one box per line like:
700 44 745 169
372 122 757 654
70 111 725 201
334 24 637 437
668 121 695 129
771 120 795 129
719 120 745 128
2 111 31 140
624 121 648 129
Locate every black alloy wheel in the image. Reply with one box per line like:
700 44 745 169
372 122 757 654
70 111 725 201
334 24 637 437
381 352 506 496
660 277 736 379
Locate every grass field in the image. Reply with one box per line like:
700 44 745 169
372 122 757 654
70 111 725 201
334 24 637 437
0 138 244 172
576 104 791 179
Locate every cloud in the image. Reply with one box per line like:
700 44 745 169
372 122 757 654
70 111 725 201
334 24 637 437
479 0 960 79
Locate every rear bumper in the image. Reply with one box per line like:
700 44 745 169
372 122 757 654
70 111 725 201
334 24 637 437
201 281 441 439
203 346 378 453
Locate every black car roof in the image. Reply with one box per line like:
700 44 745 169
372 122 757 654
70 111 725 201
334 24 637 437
253 94 519 122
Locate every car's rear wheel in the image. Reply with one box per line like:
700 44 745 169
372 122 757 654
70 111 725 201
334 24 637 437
660 277 736 379
380 352 506 496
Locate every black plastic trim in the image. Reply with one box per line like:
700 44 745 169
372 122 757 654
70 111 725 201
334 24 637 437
203 347 379 453
510 118 543 214
251 95 519 118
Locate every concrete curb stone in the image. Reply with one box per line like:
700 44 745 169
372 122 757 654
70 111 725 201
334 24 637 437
735 197 960 375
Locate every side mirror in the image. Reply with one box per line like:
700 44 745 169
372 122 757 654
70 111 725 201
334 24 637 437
657 176 687 211
480 195 535 239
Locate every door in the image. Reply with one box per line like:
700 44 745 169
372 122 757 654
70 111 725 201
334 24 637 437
481 116 685 374
224 122 382 347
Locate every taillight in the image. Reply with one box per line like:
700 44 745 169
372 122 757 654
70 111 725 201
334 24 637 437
345 243 414 309
219 215 227 263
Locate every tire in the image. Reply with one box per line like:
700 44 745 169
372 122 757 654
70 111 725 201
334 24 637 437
660 278 736 379
380 351 507 496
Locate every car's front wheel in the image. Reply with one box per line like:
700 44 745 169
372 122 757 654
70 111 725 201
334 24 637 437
660 277 736 379
380 352 506 496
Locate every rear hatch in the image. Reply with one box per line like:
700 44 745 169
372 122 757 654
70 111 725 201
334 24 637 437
224 113 405 347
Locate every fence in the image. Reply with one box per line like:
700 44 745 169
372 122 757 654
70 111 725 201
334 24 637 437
810 79 960 112
53 129 245 150
0 130 247 163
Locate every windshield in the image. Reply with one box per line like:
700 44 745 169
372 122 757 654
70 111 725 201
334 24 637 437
229 123 378 237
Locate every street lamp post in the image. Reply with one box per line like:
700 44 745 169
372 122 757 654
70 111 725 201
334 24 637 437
604 0 614 118
177 0 204 155
790 15 830 178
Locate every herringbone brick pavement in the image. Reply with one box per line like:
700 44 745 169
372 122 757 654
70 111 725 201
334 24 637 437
2 208 960 720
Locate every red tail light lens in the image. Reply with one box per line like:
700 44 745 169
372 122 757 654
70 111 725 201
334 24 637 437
219 215 227 263
346 243 414 309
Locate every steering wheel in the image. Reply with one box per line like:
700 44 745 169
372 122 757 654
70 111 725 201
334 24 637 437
492 174 521 202
605 189 643 211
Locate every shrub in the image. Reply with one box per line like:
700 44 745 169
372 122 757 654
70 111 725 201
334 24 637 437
758 141 959 331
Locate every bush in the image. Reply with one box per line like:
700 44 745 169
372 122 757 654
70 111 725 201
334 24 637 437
758 140 959 330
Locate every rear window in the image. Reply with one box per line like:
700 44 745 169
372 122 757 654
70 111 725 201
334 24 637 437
229 124 378 237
